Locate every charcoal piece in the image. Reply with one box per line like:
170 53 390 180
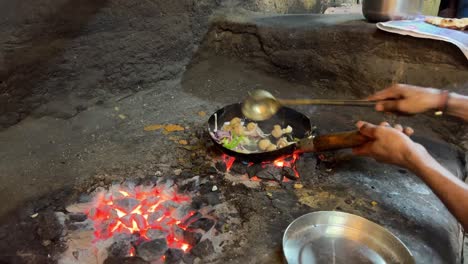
191 197 204 210
206 166 217 174
146 229 167 240
199 182 214 195
246 163 262 178
190 240 214 258
78 194 92 203
108 240 133 257
188 218 215 232
203 192 220 205
179 178 200 193
115 198 140 213
172 205 192 220
214 218 226 233
215 161 227 172
136 239 168 262
183 230 202 245
173 225 185 240
182 253 195 264
162 200 181 209
165 248 184 264
183 212 202 226
104 256 148 264
282 167 297 180
230 161 247 175
147 211 164 223
69 213 87 222
180 171 194 178
296 154 317 174
256 165 283 182
37 210 62 241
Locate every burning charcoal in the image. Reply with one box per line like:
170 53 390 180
182 212 202 227
282 167 298 180
68 213 87 222
230 161 247 175
147 211 164 225
215 161 227 172
256 165 283 182
165 248 184 264
173 225 185 240
246 164 262 178
146 229 167 240
136 239 168 262
115 198 140 213
108 240 133 258
190 239 214 258
104 256 148 264
183 230 202 246
162 200 181 209
188 218 215 232
172 205 192 220
37 210 63 241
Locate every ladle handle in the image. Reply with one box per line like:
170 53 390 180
278 99 376 107
298 130 369 152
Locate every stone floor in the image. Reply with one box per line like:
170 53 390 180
1 1 468 263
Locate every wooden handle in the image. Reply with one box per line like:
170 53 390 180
297 130 369 152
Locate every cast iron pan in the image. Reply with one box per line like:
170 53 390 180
208 103 313 163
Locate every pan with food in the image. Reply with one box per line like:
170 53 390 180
208 103 369 162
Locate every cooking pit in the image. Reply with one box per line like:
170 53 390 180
1 1 468 264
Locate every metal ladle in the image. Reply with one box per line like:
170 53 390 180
242 90 376 121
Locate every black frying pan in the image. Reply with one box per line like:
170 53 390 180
208 103 312 162
208 103 368 163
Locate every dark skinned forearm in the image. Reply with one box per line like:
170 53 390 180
407 144 468 230
447 92 468 121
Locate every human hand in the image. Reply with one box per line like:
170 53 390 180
368 84 441 114
352 121 424 168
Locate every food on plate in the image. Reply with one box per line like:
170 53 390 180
424 16 468 30
210 117 296 153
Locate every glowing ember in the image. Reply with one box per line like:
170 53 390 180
221 151 301 181
86 184 195 256
222 154 236 171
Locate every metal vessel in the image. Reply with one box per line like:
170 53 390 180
283 211 414 264
362 0 424 22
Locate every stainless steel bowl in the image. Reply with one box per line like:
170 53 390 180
362 0 424 22
283 211 414 264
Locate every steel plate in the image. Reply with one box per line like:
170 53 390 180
283 211 414 264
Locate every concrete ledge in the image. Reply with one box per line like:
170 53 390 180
202 13 468 97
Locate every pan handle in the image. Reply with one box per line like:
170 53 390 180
297 130 369 152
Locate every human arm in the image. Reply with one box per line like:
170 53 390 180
353 121 468 230
368 83 468 121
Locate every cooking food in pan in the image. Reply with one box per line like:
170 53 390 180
209 116 297 154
